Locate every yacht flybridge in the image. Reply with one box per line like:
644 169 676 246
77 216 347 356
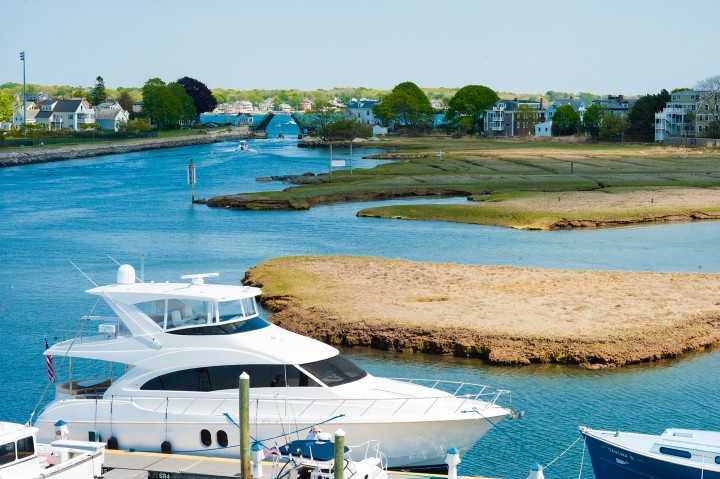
36 265 511 470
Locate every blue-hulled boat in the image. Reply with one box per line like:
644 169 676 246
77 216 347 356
580 426 720 479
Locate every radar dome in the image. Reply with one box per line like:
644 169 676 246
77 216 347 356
117 264 136 285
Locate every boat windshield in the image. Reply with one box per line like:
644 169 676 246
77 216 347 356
300 354 367 387
136 297 259 331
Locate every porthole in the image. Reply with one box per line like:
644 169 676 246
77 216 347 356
659 447 691 459
200 429 212 447
217 430 228 447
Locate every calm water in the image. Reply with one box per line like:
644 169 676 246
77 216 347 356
1 118 719 478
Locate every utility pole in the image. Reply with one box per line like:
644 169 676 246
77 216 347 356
20 52 26 144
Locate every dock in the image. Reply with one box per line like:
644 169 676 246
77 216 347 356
101 449 494 479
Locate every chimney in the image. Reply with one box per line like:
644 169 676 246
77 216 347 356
514 97 518 101
540 98 544 109
618 95 624 101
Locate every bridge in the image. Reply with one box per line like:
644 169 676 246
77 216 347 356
250 112 275 138
291 112 316 138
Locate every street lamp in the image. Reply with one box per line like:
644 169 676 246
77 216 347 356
20 51 26 144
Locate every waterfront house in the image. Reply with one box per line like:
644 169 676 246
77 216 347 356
484 99 545 137
346 100 380 125
302 99 313 111
35 99 96 131
95 108 130 132
235 113 254 125
654 90 702 141
591 95 636 116
696 91 720 137
11 104 39 129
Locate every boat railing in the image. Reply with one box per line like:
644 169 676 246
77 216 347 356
56 377 112 399
346 440 387 470
53 316 129 344
89 379 508 420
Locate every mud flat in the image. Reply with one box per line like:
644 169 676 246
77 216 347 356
245 255 720 368
0 128 250 167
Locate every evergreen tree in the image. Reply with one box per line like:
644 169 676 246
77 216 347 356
89 76 107 106
626 89 670 136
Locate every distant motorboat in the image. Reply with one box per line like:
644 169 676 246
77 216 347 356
277 132 285 139
580 426 720 479
287 120 296 125
237 140 249 151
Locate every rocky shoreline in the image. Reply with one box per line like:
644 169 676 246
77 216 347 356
0 128 250 167
244 256 720 369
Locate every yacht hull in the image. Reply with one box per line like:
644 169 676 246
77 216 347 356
583 430 720 479
37 398 505 469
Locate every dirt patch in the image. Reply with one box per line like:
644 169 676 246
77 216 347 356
245 256 720 368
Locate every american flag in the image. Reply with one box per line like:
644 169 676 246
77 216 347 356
45 337 55 383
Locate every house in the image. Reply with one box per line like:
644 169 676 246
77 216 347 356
484 99 545 137
654 90 702 141
278 103 293 112
535 98 587 137
34 99 96 131
235 113 254 125
345 100 380 125
11 103 39 129
592 95 636 116
95 107 130 132
301 99 313 111
695 91 720 138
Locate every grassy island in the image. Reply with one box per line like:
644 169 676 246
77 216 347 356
208 138 720 229
245 255 720 368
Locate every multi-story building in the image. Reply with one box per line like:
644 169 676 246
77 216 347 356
696 91 720 137
535 98 587 137
591 95 636 116
655 90 702 141
484 99 545 137
346 100 380 125
35 99 96 131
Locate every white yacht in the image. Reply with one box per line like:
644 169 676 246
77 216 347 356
36 265 511 470
0 420 105 479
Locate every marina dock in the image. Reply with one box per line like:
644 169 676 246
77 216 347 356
101 450 495 479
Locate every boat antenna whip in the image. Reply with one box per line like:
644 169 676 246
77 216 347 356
68 260 98 287
0 286 13 317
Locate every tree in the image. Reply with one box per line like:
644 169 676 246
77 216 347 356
89 76 107 106
626 89 670 136
372 81 433 130
599 111 624 140
176 76 217 118
168 82 196 126
117 90 134 119
445 85 499 133
0 90 13 122
142 78 182 129
551 104 581 136
582 104 607 139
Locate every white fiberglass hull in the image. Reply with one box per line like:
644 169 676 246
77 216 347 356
36 398 507 469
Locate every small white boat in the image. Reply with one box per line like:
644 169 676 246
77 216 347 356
237 140 249 151
580 426 720 479
271 435 387 479
0 420 105 479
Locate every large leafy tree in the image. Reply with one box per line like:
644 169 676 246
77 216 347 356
177 76 217 118
142 78 182 129
89 76 107 106
445 85 499 133
582 104 607 139
168 82 196 126
373 81 433 130
551 104 581 136
626 89 670 135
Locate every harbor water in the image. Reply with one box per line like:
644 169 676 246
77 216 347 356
1 118 719 479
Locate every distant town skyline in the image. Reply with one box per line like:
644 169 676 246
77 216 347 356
2 0 719 96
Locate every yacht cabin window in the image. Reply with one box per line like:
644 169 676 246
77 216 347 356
300 354 368 387
136 297 259 331
0 441 16 466
141 364 321 391
16 436 34 459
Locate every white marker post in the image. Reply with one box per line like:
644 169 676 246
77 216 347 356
187 158 196 203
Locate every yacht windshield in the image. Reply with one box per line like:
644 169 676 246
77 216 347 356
300 354 367 387
136 297 259 331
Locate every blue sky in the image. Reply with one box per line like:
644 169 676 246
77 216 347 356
2 0 719 95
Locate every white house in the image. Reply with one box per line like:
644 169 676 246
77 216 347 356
346 100 380 125
535 121 553 137
11 104 39 129
235 113 254 125
95 108 130 132
35 99 95 131
278 103 293 112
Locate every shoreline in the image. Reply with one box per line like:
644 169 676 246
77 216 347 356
244 256 720 369
0 128 250 167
